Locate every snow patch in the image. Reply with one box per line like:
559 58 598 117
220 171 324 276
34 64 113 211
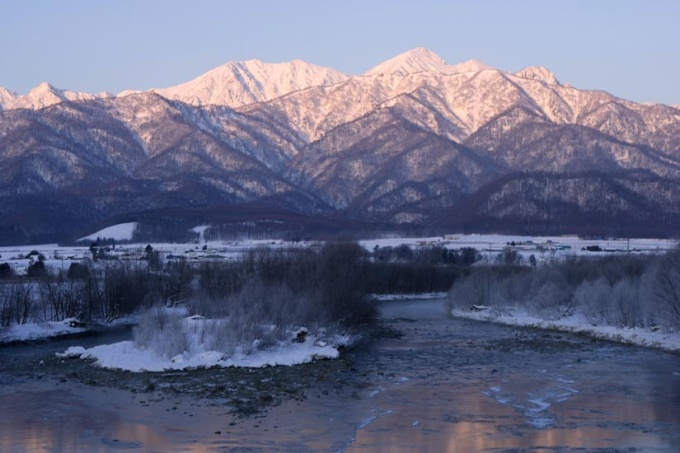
78 222 137 242
191 225 210 242
1 320 87 343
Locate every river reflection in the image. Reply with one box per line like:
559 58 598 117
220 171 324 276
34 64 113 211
347 377 679 452
0 388 174 453
1 299 679 452
345 299 680 452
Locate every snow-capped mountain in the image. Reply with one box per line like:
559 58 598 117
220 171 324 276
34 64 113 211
153 59 349 108
364 48 494 76
0 87 17 110
0 82 112 110
514 66 560 85
1 48 679 244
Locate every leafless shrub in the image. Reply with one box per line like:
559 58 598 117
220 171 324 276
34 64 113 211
0 283 33 326
37 278 86 321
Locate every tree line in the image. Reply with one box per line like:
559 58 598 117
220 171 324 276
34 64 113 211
0 241 479 332
448 248 680 331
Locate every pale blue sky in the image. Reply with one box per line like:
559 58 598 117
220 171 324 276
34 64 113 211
1 0 678 104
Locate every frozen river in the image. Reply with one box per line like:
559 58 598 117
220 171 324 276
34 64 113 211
1 298 679 452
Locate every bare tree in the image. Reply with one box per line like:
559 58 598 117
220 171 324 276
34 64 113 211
0 283 33 326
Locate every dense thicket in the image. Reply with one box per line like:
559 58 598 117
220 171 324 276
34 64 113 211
448 249 680 331
192 242 377 329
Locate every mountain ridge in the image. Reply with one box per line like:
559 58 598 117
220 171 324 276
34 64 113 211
2 48 677 110
1 48 679 244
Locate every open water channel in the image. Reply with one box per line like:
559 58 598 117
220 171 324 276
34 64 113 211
1 298 679 452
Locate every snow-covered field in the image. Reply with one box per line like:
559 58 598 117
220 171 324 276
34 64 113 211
451 306 680 353
78 222 137 242
360 234 677 263
1 232 676 276
0 238 308 276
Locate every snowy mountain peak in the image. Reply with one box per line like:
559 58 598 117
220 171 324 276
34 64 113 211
364 47 449 76
0 86 17 97
448 59 495 73
0 87 18 109
365 49 495 77
154 58 349 108
1 82 112 110
32 81 59 93
514 66 560 85
18 82 66 108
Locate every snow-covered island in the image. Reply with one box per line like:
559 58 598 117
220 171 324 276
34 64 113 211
57 312 353 372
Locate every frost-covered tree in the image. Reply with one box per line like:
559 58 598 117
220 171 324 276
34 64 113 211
610 278 643 328
448 268 496 310
574 277 612 325
650 249 680 330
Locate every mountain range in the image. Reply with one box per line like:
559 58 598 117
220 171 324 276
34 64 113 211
1 48 679 244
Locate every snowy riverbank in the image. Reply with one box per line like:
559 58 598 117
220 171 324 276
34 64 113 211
451 307 680 353
0 317 135 344
1 319 88 343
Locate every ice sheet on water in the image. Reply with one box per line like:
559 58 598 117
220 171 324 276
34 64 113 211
484 375 579 429
526 396 551 413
